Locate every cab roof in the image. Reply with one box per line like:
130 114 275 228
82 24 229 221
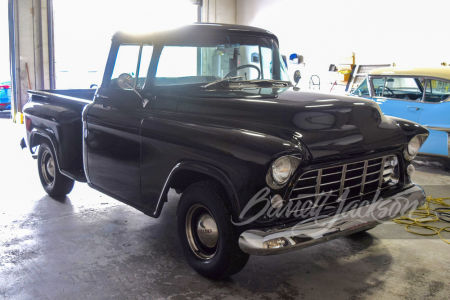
369 67 450 81
113 23 278 44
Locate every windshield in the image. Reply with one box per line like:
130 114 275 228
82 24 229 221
155 35 290 86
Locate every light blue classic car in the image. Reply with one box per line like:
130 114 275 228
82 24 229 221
350 67 450 159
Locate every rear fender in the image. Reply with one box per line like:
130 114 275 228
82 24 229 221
29 128 61 171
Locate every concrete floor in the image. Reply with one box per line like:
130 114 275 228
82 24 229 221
1 119 450 300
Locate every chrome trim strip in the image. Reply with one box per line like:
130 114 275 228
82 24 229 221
346 165 365 171
297 175 318 181
426 126 450 133
293 185 316 191
320 179 341 186
322 188 339 194
153 163 181 215
345 183 362 189
378 157 387 188
81 102 95 184
366 169 382 176
360 160 368 194
239 185 426 256
365 178 380 185
290 194 315 201
345 174 363 181
321 171 344 177
338 165 347 198
314 169 323 206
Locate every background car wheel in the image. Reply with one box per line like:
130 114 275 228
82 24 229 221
37 142 74 197
177 181 249 279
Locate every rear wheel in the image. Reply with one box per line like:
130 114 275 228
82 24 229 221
177 181 249 279
37 142 74 197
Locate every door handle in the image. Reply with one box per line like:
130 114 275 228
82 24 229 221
102 105 112 109
96 94 108 99
407 106 420 111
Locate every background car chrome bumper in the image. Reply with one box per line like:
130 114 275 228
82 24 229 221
238 185 426 256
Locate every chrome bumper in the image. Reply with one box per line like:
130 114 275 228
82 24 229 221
238 185 426 256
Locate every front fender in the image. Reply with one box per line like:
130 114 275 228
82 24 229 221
154 161 240 219
387 116 429 140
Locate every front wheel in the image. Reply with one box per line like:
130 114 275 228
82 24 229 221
177 181 249 279
37 142 75 197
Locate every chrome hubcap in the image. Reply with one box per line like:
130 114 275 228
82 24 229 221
196 213 218 248
46 157 55 178
41 150 55 186
186 204 218 260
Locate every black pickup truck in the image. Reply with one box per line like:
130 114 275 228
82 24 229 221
22 23 428 279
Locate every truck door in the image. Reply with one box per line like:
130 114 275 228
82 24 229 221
85 43 153 207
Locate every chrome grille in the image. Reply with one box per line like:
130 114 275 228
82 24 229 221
289 155 399 209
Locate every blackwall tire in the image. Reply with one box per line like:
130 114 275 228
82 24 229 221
37 142 74 197
177 181 249 279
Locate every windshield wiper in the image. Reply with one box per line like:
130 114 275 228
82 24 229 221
203 78 292 90
246 80 291 87
202 78 292 90
202 76 244 89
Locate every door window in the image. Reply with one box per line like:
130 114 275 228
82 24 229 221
375 77 422 101
386 77 422 100
110 44 153 89
424 79 450 102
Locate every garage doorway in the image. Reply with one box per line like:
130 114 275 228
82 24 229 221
53 0 201 89
1 0 11 118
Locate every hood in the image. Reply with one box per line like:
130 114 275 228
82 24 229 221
271 88 408 159
164 86 411 160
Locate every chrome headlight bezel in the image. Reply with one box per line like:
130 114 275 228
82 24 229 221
266 155 302 189
403 134 428 161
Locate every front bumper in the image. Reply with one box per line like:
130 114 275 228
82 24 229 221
239 185 426 255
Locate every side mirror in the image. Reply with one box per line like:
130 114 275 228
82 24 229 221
117 73 135 89
293 70 301 86
117 73 149 108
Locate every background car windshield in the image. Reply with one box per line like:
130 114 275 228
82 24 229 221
155 36 290 86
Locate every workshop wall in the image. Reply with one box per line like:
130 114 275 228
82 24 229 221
236 0 450 91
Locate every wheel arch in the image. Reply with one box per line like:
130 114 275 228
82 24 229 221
154 161 240 220
30 128 62 172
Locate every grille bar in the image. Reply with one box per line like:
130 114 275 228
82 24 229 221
314 169 323 206
360 160 369 194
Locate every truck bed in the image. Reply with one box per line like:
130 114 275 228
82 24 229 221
23 89 96 182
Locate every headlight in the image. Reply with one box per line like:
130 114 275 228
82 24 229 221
266 156 302 189
404 134 428 161
272 157 292 185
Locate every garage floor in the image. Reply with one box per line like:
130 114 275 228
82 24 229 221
1 119 450 300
